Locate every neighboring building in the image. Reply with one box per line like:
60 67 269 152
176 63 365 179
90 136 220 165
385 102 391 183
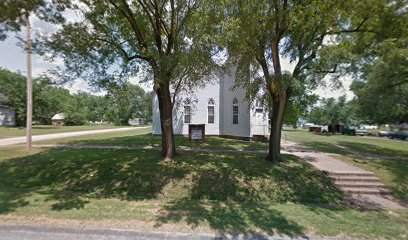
128 118 144 126
0 105 15 126
0 93 15 126
51 113 65 126
152 67 269 140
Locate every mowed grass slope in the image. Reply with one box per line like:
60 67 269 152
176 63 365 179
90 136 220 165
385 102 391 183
37 131 268 150
1 146 408 238
0 125 132 139
283 129 408 200
1 128 408 238
0 148 341 205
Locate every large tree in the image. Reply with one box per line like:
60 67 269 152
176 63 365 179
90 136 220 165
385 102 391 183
0 0 68 40
1 0 69 148
306 96 361 129
346 1 408 124
104 83 147 125
0 68 74 126
216 0 366 162
44 0 215 159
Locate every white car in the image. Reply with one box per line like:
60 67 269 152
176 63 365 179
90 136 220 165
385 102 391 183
360 125 378 130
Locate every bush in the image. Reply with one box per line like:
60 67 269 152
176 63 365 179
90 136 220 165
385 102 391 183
65 112 87 126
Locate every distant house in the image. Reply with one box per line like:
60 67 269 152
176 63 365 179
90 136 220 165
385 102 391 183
51 113 65 126
128 118 144 126
0 93 15 126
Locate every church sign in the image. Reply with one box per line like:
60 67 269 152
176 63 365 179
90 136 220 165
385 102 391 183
189 124 205 142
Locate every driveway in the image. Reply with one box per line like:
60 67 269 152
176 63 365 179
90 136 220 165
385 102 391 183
0 127 149 147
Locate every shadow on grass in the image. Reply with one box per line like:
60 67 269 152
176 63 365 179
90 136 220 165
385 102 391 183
156 200 306 237
60 133 268 151
0 148 343 236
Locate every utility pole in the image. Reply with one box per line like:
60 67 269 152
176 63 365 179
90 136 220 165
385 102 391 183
25 13 32 149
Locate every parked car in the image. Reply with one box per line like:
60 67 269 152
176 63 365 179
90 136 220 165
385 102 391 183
355 129 368 136
378 130 392 137
342 127 368 136
342 127 356 136
360 125 378 130
388 131 408 140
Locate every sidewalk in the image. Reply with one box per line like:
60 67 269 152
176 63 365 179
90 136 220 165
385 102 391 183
0 127 149 147
283 144 407 210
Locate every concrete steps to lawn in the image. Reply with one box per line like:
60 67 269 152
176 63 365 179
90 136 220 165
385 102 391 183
327 172 375 177
325 171 392 196
340 187 391 195
289 148 406 209
335 181 386 188
329 176 380 182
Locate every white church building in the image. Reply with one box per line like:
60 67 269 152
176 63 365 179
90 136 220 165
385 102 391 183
152 67 270 140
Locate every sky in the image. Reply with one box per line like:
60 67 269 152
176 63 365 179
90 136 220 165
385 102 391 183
0 14 354 100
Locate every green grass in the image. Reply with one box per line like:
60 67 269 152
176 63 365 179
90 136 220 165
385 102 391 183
1 126 408 238
38 130 268 151
2 128 408 238
0 146 407 238
0 125 132 139
283 129 408 200
0 147 341 205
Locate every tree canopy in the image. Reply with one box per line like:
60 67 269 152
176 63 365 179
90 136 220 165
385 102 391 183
0 68 151 126
319 0 408 124
306 96 361 128
212 0 360 162
43 0 217 158
0 0 69 40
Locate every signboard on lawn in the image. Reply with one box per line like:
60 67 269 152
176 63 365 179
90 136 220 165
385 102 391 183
191 129 203 140
188 124 205 142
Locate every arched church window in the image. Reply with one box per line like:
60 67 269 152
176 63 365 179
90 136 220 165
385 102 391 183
184 98 191 123
232 98 238 124
207 98 215 124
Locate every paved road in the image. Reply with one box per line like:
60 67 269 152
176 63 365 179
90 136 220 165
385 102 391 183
0 224 329 240
0 127 149 147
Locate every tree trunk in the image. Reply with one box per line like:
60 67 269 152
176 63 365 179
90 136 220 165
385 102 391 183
155 80 176 159
266 90 287 163
265 38 286 163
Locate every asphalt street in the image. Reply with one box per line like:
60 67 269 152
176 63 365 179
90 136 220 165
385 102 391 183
0 224 340 240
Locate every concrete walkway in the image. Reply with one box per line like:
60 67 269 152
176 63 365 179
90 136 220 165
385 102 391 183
283 144 407 210
0 127 149 147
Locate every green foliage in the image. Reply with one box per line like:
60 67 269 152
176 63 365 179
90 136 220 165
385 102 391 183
0 68 74 126
42 0 216 93
104 83 148 126
0 68 26 126
332 0 408 124
351 38 408 123
0 68 152 126
306 96 361 127
69 92 107 124
216 0 349 97
34 78 75 124
0 0 70 40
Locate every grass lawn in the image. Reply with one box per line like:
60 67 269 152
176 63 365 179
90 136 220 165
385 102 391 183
37 130 268 151
1 145 407 238
283 129 408 201
0 125 132 139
